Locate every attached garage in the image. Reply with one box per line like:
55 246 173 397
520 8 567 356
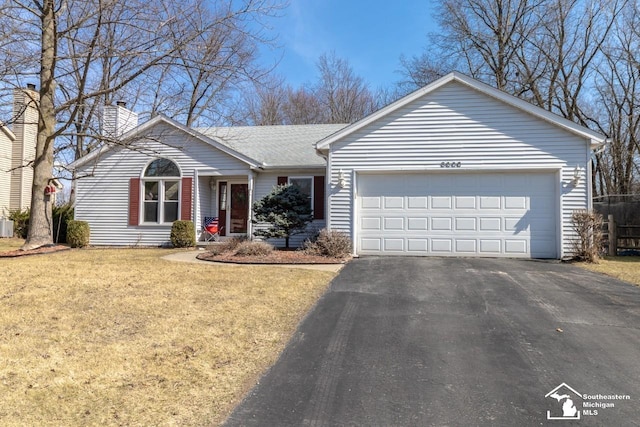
356 172 558 258
316 72 607 259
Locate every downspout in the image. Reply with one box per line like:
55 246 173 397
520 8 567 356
590 139 609 203
317 150 330 230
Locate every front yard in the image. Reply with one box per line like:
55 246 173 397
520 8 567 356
0 243 335 426
578 256 640 287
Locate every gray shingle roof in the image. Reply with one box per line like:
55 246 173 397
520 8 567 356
196 124 347 167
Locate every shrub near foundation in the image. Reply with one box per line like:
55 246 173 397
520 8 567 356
304 229 352 258
571 210 603 263
8 208 30 239
66 220 90 248
171 220 195 248
234 240 274 256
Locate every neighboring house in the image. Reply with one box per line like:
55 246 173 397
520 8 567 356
71 72 606 258
0 124 15 216
0 85 39 217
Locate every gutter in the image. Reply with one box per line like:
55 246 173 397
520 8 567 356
258 164 326 170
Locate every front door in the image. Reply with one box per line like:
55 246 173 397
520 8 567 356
229 183 249 235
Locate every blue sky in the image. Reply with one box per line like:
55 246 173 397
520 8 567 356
259 0 439 89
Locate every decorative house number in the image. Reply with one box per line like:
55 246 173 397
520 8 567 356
440 161 462 168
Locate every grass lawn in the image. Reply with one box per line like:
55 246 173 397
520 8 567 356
577 256 640 287
0 244 336 426
0 238 25 252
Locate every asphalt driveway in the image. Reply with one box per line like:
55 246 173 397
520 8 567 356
223 257 640 426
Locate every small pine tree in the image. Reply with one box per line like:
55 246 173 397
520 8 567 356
252 184 313 248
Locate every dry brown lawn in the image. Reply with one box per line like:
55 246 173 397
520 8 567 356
0 238 25 252
0 245 335 426
577 256 640 287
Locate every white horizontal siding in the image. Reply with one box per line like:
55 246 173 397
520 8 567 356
195 176 214 239
328 81 591 258
75 122 251 246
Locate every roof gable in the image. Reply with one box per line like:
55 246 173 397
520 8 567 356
70 115 262 171
316 71 606 151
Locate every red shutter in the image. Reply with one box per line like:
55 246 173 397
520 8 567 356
277 176 288 186
129 178 140 226
313 176 325 220
181 177 193 221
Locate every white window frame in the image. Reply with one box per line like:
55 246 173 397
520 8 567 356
140 158 182 225
288 176 314 212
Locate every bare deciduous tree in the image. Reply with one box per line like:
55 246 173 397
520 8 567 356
0 0 280 249
593 1 640 196
403 0 636 197
282 86 325 124
433 0 544 91
239 52 377 126
315 51 377 123
397 52 455 92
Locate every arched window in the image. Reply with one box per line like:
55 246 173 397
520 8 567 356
142 158 181 224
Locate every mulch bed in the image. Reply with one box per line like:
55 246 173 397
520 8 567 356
196 250 350 265
0 244 71 258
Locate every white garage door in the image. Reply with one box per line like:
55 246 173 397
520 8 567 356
357 172 557 258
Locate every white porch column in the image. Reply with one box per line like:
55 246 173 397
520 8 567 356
247 171 255 239
193 169 199 237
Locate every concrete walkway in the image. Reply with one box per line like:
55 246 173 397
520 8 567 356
161 250 345 272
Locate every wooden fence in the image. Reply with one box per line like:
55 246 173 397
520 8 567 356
603 214 640 256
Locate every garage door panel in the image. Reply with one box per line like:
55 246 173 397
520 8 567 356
455 239 477 252
361 217 381 230
505 196 527 209
384 197 403 209
432 239 453 252
384 239 404 251
480 217 501 231
361 238 381 251
455 196 476 209
408 197 428 209
408 218 428 230
384 217 404 230
357 172 557 258
431 196 452 209
432 217 453 230
479 240 501 253
504 217 526 232
408 239 428 251
480 196 501 209
455 217 477 231
361 197 381 209
505 240 527 254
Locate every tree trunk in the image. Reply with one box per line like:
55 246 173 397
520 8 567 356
23 0 56 250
